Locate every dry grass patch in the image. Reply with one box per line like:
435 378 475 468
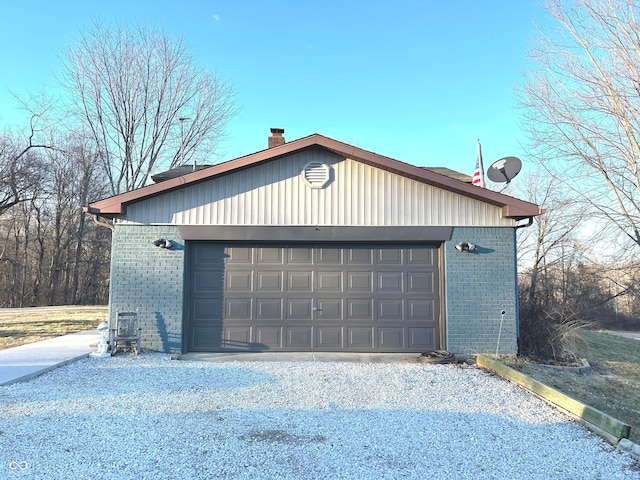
504 329 640 444
0 306 107 350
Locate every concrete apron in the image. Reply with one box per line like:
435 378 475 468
180 352 427 363
0 330 100 386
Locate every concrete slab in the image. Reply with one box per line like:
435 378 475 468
0 330 101 386
180 351 426 363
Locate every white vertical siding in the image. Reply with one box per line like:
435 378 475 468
121 149 513 227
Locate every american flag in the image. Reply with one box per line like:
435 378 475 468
472 139 485 188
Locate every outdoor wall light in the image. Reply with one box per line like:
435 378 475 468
455 241 476 253
153 238 173 249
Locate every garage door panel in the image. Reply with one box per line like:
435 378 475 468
377 248 402 264
317 271 343 292
408 300 435 322
378 272 403 292
189 325 223 351
288 271 313 291
187 243 440 352
226 298 252 318
347 271 373 292
257 247 283 264
316 326 342 349
348 327 374 348
408 327 435 349
288 248 313 264
379 327 404 349
257 271 283 292
227 247 252 263
287 299 313 320
193 269 224 292
256 326 282 349
287 326 312 349
347 299 374 320
192 297 223 321
223 326 252 349
256 299 283 320
317 247 342 264
408 248 433 265
195 245 226 264
347 248 373 264
378 299 404 321
226 271 253 291
408 272 434 293
317 298 342 320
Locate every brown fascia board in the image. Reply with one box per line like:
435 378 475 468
86 133 542 219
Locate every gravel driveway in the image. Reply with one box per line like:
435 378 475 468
1 354 637 479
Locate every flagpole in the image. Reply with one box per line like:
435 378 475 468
473 139 486 188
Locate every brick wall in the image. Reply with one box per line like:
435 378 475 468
444 226 518 356
108 225 184 354
107 224 519 356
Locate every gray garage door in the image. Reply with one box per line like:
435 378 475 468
185 243 440 352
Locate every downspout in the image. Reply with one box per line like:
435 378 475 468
515 216 534 230
514 215 534 354
83 206 114 231
91 214 114 231
83 207 115 338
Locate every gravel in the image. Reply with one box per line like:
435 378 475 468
1 354 638 479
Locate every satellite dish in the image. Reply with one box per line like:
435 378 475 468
487 156 522 184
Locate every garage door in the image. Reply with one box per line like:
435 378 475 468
185 243 440 352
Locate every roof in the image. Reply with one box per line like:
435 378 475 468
421 167 473 183
85 133 542 220
151 164 213 183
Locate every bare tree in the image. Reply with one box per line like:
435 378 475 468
0 115 51 217
518 0 640 250
516 170 587 312
61 22 237 195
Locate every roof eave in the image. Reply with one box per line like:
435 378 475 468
86 133 543 219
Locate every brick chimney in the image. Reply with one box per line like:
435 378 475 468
268 128 285 148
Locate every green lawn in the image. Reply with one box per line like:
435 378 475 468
505 329 640 444
0 306 107 350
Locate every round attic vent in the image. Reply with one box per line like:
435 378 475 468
301 161 330 188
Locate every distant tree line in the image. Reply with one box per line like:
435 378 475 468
515 171 640 360
0 21 236 307
0 126 111 306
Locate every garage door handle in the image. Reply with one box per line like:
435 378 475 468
312 307 322 311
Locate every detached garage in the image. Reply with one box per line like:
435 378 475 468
86 129 542 356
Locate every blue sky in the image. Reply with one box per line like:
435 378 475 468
0 0 547 177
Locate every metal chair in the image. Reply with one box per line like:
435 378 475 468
110 310 141 355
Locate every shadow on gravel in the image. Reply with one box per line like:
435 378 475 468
1 408 636 480
3 357 275 402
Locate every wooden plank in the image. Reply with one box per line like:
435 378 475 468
476 354 631 442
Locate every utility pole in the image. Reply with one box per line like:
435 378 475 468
179 116 190 166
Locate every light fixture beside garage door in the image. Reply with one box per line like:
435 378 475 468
301 160 331 188
454 241 476 253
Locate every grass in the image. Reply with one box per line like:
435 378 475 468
0 306 108 350
503 329 640 444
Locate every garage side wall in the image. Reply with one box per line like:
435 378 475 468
445 226 518 355
109 224 184 354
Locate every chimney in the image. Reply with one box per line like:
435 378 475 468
268 128 285 148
